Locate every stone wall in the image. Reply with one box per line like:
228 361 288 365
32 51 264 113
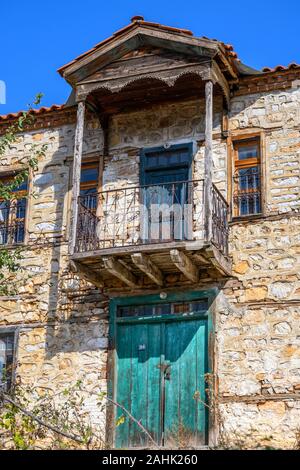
0 86 300 448
0 116 108 428
215 86 300 448
230 88 300 214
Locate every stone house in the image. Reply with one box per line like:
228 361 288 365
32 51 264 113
0 16 300 448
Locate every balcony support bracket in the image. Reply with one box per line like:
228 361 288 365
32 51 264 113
103 256 137 287
205 245 232 276
69 260 104 288
170 249 199 283
131 253 164 286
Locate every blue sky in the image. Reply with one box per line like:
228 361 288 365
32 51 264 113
1 0 299 114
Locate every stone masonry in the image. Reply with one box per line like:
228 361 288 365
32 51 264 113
0 77 300 448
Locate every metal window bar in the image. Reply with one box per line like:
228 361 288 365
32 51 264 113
0 201 26 246
0 333 14 392
233 169 261 217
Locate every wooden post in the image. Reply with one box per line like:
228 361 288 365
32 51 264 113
204 81 213 243
70 100 85 255
96 115 109 218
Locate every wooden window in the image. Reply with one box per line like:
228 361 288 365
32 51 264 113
80 162 99 211
117 300 208 318
0 331 15 392
232 138 262 217
0 176 28 245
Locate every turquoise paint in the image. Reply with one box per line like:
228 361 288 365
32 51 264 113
109 289 216 448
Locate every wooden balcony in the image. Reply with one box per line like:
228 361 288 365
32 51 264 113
70 180 231 291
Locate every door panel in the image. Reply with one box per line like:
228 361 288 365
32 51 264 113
142 168 190 243
115 314 208 448
164 320 207 447
116 322 163 448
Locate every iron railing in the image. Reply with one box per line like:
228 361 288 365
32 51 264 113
212 185 229 255
0 221 25 245
233 170 261 217
0 199 26 246
75 180 229 255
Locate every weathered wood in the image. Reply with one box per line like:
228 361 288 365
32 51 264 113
103 257 137 287
205 244 232 277
69 260 104 288
71 240 205 261
170 249 199 283
204 80 213 244
131 253 164 286
96 115 109 218
70 101 85 255
62 26 220 82
192 252 210 265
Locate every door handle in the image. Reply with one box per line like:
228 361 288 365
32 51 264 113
157 362 171 380
164 365 171 380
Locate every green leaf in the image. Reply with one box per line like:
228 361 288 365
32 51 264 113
115 415 125 427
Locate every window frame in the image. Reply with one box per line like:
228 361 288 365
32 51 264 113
80 161 99 194
0 328 18 393
79 160 100 212
230 134 265 220
0 172 29 246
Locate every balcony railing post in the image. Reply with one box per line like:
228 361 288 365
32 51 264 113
70 100 85 255
204 80 213 243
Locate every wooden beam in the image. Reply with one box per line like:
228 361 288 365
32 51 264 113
193 252 210 265
205 245 232 277
204 80 213 244
170 249 199 283
103 257 137 288
69 260 104 288
131 253 164 286
70 101 86 255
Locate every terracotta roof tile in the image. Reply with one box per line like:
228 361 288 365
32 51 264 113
262 63 300 73
3 21 300 121
0 105 64 122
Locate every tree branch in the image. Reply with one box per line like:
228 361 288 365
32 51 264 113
105 396 160 448
1 392 84 445
1 387 161 449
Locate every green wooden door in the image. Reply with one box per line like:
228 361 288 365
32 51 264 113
164 320 207 447
115 303 208 448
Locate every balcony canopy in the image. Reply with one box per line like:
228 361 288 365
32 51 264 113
58 17 249 112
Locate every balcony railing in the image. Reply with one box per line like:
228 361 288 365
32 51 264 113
75 180 229 256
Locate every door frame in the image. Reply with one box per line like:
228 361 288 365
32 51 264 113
106 288 218 448
139 143 195 244
140 142 194 186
